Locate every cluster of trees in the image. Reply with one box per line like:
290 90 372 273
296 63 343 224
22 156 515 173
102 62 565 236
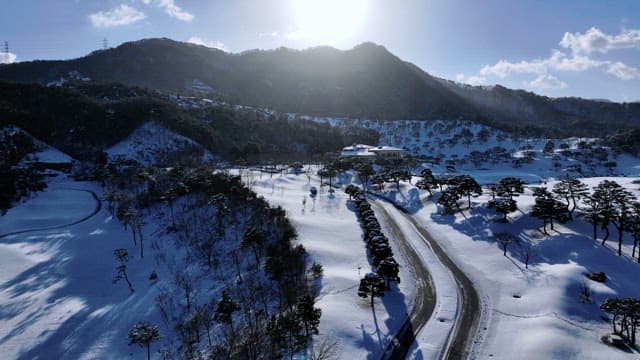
345 185 400 308
0 128 46 215
0 81 379 165
105 164 322 358
601 297 640 346
416 169 482 214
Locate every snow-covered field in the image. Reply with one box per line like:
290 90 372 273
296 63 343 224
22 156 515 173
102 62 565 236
246 170 417 358
0 174 174 359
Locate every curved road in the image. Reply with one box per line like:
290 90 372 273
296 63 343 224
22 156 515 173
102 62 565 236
371 201 437 360
0 188 102 240
372 196 481 360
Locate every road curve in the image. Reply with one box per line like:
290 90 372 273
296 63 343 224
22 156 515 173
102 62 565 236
0 188 102 240
371 201 436 360
372 196 481 360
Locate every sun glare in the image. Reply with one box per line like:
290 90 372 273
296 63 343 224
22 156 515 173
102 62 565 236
291 0 367 44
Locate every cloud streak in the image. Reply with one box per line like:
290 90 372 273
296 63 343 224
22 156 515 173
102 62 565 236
89 4 146 27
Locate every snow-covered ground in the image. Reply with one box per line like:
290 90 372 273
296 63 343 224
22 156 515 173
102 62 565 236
0 176 165 359
394 175 640 359
107 121 212 165
245 169 417 358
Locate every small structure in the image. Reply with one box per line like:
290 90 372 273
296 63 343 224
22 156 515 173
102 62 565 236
340 144 406 160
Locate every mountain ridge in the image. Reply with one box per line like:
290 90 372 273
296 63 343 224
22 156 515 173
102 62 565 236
1 38 639 136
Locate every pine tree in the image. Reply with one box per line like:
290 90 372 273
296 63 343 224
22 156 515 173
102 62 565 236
611 188 636 256
552 177 589 219
452 174 482 208
296 295 321 337
495 177 525 200
358 272 386 308
128 321 160 360
377 257 400 288
487 198 517 222
214 289 241 325
530 187 570 234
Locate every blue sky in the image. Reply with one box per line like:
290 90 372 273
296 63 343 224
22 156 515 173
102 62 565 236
1 0 639 101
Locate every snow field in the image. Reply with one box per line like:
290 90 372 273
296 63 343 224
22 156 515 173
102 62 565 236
248 170 416 359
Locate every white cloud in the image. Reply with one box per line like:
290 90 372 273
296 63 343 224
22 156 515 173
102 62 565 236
455 73 486 86
480 50 603 78
607 62 640 80
527 74 568 90
480 59 546 78
144 0 193 21
187 37 229 52
89 4 146 27
560 27 640 54
0 52 17 64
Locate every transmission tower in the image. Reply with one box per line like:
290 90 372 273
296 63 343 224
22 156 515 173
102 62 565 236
102 38 108 50
4 41 8 54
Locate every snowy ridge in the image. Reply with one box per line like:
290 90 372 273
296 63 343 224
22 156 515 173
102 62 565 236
107 121 212 165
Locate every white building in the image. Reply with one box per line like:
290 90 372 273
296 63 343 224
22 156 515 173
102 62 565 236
340 144 406 160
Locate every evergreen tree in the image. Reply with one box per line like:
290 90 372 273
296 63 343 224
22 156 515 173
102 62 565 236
487 198 517 222
113 248 134 293
552 177 589 219
611 188 636 256
214 290 241 325
495 177 525 200
377 257 400 288
452 174 482 208
358 272 386 308
529 187 570 234
128 321 160 360
296 295 321 337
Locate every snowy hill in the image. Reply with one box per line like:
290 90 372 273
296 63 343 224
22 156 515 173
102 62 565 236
106 121 212 166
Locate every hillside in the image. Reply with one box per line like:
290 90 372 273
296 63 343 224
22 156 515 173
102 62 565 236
1 38 639 137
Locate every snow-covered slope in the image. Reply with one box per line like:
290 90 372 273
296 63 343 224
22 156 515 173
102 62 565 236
107 121 212 166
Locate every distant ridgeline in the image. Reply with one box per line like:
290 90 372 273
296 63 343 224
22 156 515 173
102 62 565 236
0 81 379 163
1 38 640 138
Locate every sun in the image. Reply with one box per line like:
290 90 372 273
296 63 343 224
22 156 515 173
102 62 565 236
290 0 367 44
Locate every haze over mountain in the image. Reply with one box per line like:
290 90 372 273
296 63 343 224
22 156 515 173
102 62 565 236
1 38 639 136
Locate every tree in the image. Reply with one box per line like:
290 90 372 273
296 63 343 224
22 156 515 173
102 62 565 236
296 295 321 337
552 178 588 219
113 248 134 293
601 298 640 346
494 232 518 256
543 140 555 155
452 175 482 208
214 289 241 325
495 177 525 200
529 187 570 234
629 203 640 262
589 180 625 245
437 188 461 214
487 198 517 222
416 168 437 195
355 162 374 188
242 226 267 265
611 188 636 256
377 257 400 288
357 272 386 308
128 321 160 360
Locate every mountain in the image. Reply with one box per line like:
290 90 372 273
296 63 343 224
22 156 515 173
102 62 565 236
1 38 639 136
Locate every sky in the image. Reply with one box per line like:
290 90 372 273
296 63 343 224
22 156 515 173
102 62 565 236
1 0 639 102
